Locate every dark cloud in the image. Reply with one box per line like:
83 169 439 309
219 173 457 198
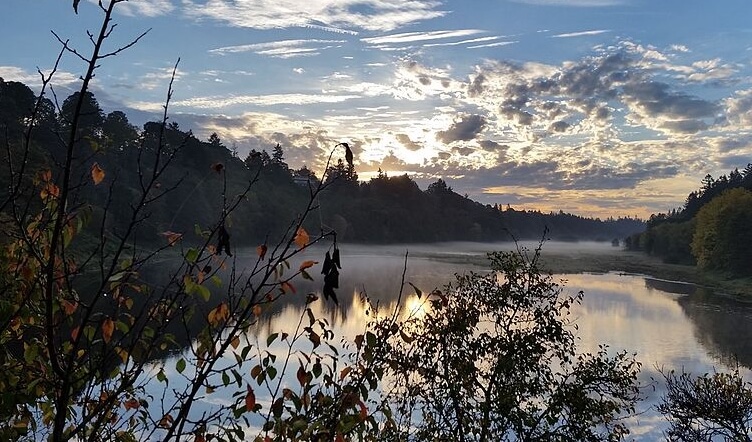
658 119 708 134
479 140 508 151
395 133 422 151
622 82 719 120
467 72 486 97
418 75 431 85
437 114 487 143
549 121 570 133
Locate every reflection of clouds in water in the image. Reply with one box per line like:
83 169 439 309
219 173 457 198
155 243 752 439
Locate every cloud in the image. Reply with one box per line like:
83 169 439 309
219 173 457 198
183 0 447 32
437 114 487 143
115 0 174 17
0 66 79 89
209 39 346 58
362 29 483 46
395 133 422 151
552 29 610 38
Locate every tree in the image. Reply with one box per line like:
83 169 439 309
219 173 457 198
691 188 752 275
208 131 224 148
60 91 105 144
658 367 752 441
378 246 641 441
102 110 138 150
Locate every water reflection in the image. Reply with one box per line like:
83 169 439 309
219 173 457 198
154 243 752 439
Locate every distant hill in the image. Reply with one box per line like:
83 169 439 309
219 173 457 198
0 78 644 247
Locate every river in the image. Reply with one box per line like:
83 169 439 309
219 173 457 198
157 241 752 440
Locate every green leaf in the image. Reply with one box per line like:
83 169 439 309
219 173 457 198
196 284 211 302
267 366 277 380
176 358 186 374
267 332 279 346
185 248 199 264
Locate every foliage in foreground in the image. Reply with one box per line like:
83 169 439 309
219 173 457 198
659 367 752 441
376 247 642 441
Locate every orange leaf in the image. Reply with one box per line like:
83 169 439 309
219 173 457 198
252 304 262 317
102 318 114 344
294 227 309 249
256 244 267 260
91 162 105 185
245 386 256 411
160 231 183 246
299 260 317 271
281 281 296 294
158 414 174 428
208 302 229 326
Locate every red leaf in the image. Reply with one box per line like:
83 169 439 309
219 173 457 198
256 244 268 260
245 386 256 412
102 318 114 344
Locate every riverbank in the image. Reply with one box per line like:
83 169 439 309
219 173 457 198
418 244 752 297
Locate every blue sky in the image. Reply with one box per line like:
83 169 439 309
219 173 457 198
3 0 752 218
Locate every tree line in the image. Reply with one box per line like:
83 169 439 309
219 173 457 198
626 166 752 276
0 78 643 249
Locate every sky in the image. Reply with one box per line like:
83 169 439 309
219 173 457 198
3 0 752 219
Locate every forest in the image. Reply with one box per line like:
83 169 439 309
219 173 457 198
626 165 752 276
0 77 643 249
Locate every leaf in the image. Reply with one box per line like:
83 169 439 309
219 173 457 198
256 244 268 260
208 302 229 326
124 398 140 411
102 317 114 344
230 335 240 349
340 366 352 380
280 281 296 294
299 260 317 271
211 162 224 173
297 365 308 386
358 400 368 421
253 305 262 317
91 162 105 185
176 358 186 374
245 386 256 411
73 0 80 13
409 282 423 299
161 231 183 246
342 142 354 168
294 227 309 249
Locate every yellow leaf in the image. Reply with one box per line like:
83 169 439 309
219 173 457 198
299 260 317 271
294 227 309 249
91 162 105 185
102 317 114 343
207 302 229 326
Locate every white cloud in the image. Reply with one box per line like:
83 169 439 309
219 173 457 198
552 29 611 38
0 66 79 89
183 0 447 32
116 0 174 17
362 29 483 46
174 93 362 109
209 39 346 58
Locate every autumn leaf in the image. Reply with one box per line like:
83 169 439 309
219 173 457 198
102 317 114 344
341 142 354 168
160 231 183 246
210 162 224 173
91 162 105 185
358 400 368 421
61 299 78 315
297 365 308 386
158 414 174 428
256 244 267 260
294 227 309 249
230 335 240 349
252 304 262 317
280 281 296 294
299 260 317 271
124 398 140 411
245 386 256 411
207 302 229 326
